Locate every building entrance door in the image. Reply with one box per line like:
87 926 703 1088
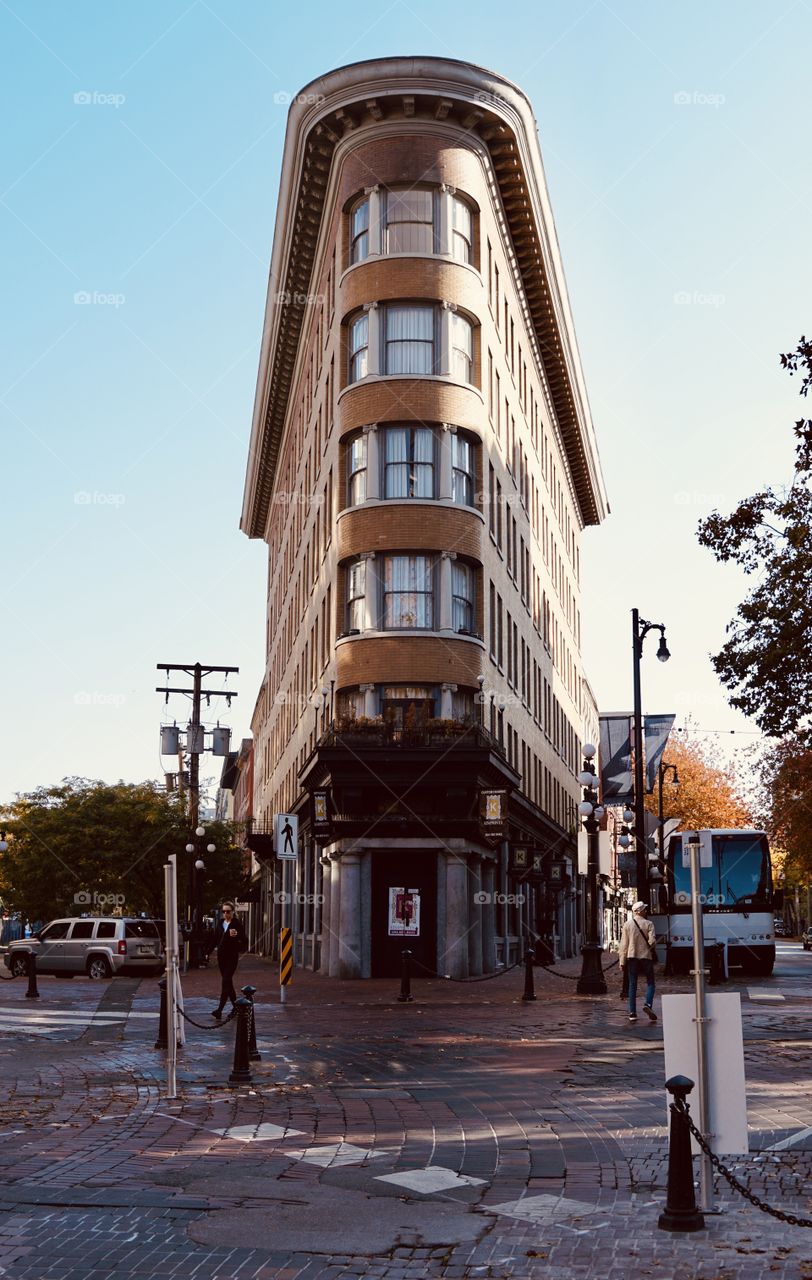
370 850 437 978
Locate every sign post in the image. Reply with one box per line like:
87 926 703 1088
687 833 715 1213
275 815 298 1004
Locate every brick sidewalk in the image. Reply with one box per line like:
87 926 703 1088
0 953 809 1278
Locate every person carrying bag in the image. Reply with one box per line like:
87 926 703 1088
618 901 657 1024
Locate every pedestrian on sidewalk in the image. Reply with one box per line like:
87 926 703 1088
618 901 657 1024
209 901 248 1018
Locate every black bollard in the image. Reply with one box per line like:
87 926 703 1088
521 948 536 1002
228 996 253 1087
241 984 262 1062
25 951 40 1000
397 949 414 1003
658 1075 706 1232
154 977 168 1050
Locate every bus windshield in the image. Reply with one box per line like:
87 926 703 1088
670 833 771 908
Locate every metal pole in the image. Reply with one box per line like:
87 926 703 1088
658 763 665 860
631 609 647 900
688 835 713 1212
164 861 177 1100
280 859 288 1005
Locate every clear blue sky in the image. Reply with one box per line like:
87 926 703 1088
2 0 809 803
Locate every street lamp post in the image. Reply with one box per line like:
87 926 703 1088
657 761 679 859
632 609 670 902
185 825 215 968
576 744 608 995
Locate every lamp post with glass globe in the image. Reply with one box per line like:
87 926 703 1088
185 825 216 968
576 744 608 995
631 609 670 901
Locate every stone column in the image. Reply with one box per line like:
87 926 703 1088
318 855 332 975
328 853 341 977
338 852 362 979
468 854 483 977
482 858 497 973
438 424 454 500
361 554 377 631
366 185 382 256
440 682 456 718
439 552 456 631
364 301 380 376
361 682 377 717
363 424 379 500
444 853 469 980
438 184 455 256
439 301 456 378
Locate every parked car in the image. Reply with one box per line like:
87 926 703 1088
4 917 163 980
802 928 812 952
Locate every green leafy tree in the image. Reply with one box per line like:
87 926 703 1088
754 736 812 886
697 337 812 740
0 778 245 922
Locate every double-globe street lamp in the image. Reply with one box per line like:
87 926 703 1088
185 825 215 968
576 743 608 995
631 609 670 902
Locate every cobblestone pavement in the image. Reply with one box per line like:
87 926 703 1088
0 948 810 1279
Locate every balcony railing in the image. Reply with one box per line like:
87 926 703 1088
320 718 505 756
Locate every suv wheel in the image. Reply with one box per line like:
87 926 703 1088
86 956 112 981
10 954 29 978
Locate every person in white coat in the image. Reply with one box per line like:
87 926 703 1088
618 901 657 1024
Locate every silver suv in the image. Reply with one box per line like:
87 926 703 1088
4 917 163 980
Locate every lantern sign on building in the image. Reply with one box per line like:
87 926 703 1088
510 845 531 876
547 859 567 886
311 789 333 842
480 789 508 844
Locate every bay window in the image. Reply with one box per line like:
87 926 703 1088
383 554 434 629
451 561 474 633
450 196 473 263
384 304 436 375
346 559 366 631
349 313 369 383
383 188 436 254
382 426 435 498
451 432 475 505
451 312 473 383
346 434 367 505
350 197 370 263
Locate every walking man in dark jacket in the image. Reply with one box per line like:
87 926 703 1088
209 901 248 1018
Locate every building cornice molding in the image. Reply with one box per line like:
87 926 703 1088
241 57 608 541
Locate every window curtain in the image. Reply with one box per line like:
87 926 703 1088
350 313 369 382
383 555 433 628
452 561 473 632
351 200 369 262
385 305 434 374
384 189 434 254
451 434 473 505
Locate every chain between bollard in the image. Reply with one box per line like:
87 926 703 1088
679 1102 812 1228
176 1005 239 1032
409 954 524 983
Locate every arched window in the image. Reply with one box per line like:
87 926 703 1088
350 197 370 263
349 313 369 383
382 426 436 498
346 434 367 505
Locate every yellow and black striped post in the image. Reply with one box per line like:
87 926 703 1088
279 927 293 1003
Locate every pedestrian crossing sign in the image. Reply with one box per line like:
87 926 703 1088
275 814 298 859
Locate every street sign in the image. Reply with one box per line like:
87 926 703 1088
275 814 298 859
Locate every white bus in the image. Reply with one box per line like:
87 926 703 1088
655 829 775 976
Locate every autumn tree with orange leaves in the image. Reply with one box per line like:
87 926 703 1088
643 735 753 837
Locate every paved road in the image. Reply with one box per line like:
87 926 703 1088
0 948 810 1279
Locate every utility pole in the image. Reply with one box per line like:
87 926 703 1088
156 662 238 962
